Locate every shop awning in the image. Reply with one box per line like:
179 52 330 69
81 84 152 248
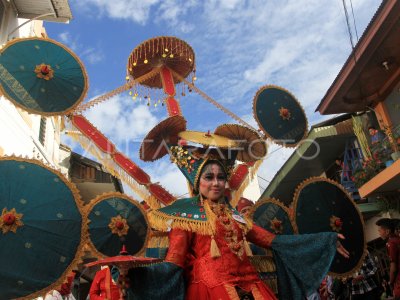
11 0 72 23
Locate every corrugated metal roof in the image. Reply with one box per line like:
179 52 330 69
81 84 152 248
11 0 72 23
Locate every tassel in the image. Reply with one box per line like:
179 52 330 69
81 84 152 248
243 237 253 257
210 236 221 258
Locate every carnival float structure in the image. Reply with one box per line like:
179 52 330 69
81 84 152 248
0 36 365 299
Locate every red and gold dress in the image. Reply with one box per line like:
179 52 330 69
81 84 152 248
129 196 338 300
164 201 277 299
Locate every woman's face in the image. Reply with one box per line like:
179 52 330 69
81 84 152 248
199 163 226 202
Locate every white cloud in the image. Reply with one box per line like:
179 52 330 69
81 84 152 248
143 159 189 197
57 32 104 65
83 94 159 147
72 0 161 24
61 0 381 200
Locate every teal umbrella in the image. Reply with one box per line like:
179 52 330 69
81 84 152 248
0 37 88 115
87 193 150 258
293 177 366 277
0 156 87 299
250 197 295 235
253 85 308 147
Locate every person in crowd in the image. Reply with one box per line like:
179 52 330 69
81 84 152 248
369 126 385 146
89 265 121 300
376 218 400 299
44 272 76 300
236 197 254 217
349 251 380 299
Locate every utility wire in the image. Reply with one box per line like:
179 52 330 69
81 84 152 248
349 0 359 42
342 0 355 49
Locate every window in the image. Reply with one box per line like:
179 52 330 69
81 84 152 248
39 117 46 146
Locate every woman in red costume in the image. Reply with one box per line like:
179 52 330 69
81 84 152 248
128 146 349 300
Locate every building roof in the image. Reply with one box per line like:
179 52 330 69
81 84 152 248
316 1 400 115
11 0 72 23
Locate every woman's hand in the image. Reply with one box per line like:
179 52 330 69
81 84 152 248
336 234 350 258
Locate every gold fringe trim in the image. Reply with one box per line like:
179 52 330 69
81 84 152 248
210 236 221 258
171 69 257 131
249 255 276 273
147 230 169 248
148 210 213 235
67 124 164 209
0 156 89 300
74 68 159 114
263 277 278 294
224 284 240 300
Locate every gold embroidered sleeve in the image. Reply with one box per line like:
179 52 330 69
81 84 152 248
164 228 192 268
246 224 276 248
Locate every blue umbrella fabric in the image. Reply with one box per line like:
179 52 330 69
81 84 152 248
0 156 87 299
253 85 308 147
0 37 88 115
250 197 295 235
86 192 150 258
293 177 366 277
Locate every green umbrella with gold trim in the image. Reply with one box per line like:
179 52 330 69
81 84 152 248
0 37 88 115
0 156 87 299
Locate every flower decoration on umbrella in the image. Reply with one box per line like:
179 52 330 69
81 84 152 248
279 107 291 120
0 207 24 234
109 215 129 237
270 217 284 234
34 63 54 80
330 215 343 232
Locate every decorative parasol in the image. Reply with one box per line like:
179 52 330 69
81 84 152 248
253 85 308 147
0 156 86 299
86 192 150 258
0 37 88 116
127 36 195 89
214 124 267 162
292 177 366 277
85 251 162 275
139 115 186 161
85 248 162 299
178 130 240 148
249 198 295 235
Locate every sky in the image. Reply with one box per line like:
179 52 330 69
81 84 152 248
45 0 382 199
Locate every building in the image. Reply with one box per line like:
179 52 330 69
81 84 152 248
316 0 400 279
